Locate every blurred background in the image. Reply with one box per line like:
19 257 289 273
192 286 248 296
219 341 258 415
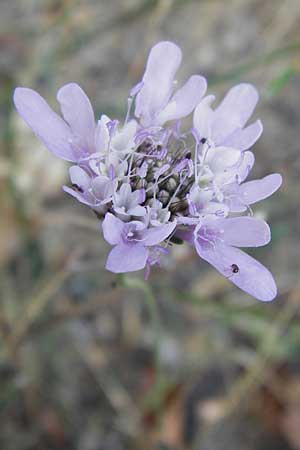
0 0 300 449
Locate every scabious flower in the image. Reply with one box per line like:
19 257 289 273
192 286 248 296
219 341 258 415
13 41 282 301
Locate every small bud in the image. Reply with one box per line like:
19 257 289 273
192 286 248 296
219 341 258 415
157 189 170 206
166 177 178 193
169 198 188 213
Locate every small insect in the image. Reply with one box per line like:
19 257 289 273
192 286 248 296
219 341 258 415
72 183 83 193
200 137 207 144
231 264 239 274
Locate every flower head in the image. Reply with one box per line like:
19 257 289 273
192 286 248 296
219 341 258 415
13 41 282 301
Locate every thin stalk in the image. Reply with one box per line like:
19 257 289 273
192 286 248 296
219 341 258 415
120 275 171 417
121 275 162 375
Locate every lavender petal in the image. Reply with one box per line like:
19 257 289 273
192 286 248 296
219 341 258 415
102 213 124 245
106 243 149 273
57 83 96 153
213 84 259 144
14 87 75 161
196 241 277 301
222 120 263 151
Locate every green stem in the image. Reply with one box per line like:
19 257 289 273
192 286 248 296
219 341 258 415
121 275 161 374
121 275 170 416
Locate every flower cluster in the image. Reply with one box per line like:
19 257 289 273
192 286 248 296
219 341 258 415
14 41 282 301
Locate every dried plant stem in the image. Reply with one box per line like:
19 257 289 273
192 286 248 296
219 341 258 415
11 268 70 348
222 294 299 415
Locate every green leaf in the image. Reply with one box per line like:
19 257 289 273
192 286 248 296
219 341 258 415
267 67 296 97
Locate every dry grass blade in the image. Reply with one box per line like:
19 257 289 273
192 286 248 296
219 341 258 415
222 289 300 416
11 268 70 348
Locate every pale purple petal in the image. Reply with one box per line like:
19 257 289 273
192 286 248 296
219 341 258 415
240 173 283 205
222 120 263 151
102 212 124 245
14 87 75 161
223 184 248 213
213 217 271 247
193 95 215 140
201 201 229 217
143 221 176 246
206 146 241 172
95 114 110 153
127 205 146 217
175 227 195 243
135 41 182 124
91 176 116 202
237 151 255 182
112 120 137 153
156 75 207 125
63 185 94 206
213 84 259 144
196 241 277 301
57 83 95 152
131 188 144 205
69 166 91 191
106 243 148 273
